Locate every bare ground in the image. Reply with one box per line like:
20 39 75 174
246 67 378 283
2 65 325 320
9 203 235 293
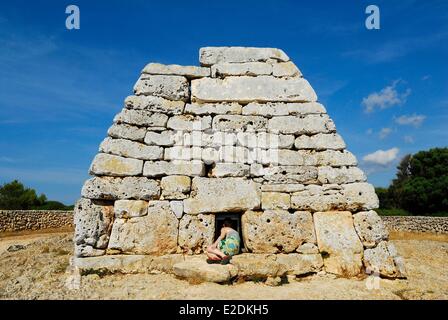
0 231 447 300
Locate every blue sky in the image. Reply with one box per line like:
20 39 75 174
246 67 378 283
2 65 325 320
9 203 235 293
0 0 447 204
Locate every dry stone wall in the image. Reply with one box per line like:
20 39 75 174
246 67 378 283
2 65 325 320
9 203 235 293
0 210 73 233
74 46 406 280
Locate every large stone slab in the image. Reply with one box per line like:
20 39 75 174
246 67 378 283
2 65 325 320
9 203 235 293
144 130 182 146
108 201 178 255
134 74 189 101
210 163 250 177
114 109 168 127
276 253 323 275
294 133 345 150
291 185 345 212
260 166 318 184
272 61 301 77
184 102 242 115
173 257 237 283
143 160 205 177
82 176 160 200
161 175 191 199
99 137 163 161
353 211 389 248
142 63 210 79
107 123 147 142
342 183 379 210
191 76 317 103
241 210 315 253
314 211 363 277
74 198 114 257
167 115 212 131
230 254 287 279
125 95 185 115
183 177 261 214
178 214 215 254
363 241 403 278
89 153 143 177
199 47 289 66
268 115 334 135
212 115 268 132
211 62 272 77
317 166 366 184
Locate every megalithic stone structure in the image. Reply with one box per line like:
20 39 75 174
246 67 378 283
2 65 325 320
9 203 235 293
73 47 406 281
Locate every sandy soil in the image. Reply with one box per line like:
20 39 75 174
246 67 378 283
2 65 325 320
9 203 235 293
0 231 447 300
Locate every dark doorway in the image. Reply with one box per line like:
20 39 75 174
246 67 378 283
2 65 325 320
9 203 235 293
214 213 245 251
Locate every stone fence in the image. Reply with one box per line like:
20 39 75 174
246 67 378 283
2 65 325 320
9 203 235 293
382 216 448 234
0 210 74 233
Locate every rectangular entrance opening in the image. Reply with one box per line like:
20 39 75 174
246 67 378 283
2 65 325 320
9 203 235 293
214 213 246 252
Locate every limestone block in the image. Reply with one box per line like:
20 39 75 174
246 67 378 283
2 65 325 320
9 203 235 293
161 175 191 199
199 47 289 66
183 177 261 214
242 102 289 117
268 114 334 135
297 242 319 254
184 102 242 115
219 146 250 163
294 133 346 150
191 76 317 103
212 115 268 132
276 253 323 275
261 166 318 184
74 246 105 258
178 214 215 254
236 132 294 149
363 241 400 278
107 123 146 142
114 200 148 218
202 148 221 164
164 146 202 161
99 137 163 161
241 210 315 253
291 185 345 212
317 166 366 184
170 201 184 219
114 109 168 127
261 192 290 210
142 63 210 79
125 95 185 115
272 61 301 77
133 74 189 101
143 160 205 177
231 254 287 278
210 163 250 177
211 62 272 77
353 211 389 248
89 153 143 177
144 130 182 146
315 150 358 166
81 176 160 200
286 102 327 115
261 184 305 193
314 211 363 277
342 183 379 210
74 198 114 255
167 115 212 131
108 201 178 255
173 258 237 283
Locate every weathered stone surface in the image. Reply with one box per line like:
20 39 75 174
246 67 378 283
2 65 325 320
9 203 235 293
184 177 261 214
167 115 212 131
260 166 318 184
315 150 357 166
219 146 250 164
212 115 267 132
107 123 146 142
170 201 184 219
144 130 182 146
291 185 345 212
201 148 221 164
342 183 379 210
184 102 242 115
114 109 168 127
184 131 237 147
353 211 389 248
114 200 148 218
125 95 185 115
142 63 210 79
276 253 323 275
134 74 189 101
178 214 215 254
74 198 114 256
236 132 294 149
363 241 401 278
314 211 363 277
297 242 319 254
191 76 317 103
211 62 272 77
294 133 345 150
161 175 191 199
268 115 334 135
286 102 327 115
317 166 366 184
200 47 289 66
230 254 287 278
143 160 205 177
100 137 163 161
173 257 237 283
164 146 202 161
210 163 250 177
89 153 143 177
272 61 301 77
108 201 178 255
242 102 288 117
261 192 290 210
261 184 305 193
82 176 160 200
242 210 315 253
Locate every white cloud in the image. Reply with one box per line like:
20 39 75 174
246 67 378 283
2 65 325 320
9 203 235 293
363 148 400 166
379 127 392 139
361 80 411 113
395 114 426 127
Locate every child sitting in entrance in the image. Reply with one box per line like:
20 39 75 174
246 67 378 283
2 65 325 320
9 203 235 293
206 218 240 265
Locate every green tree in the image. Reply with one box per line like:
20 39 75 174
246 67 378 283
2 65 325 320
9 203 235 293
0 180 47 210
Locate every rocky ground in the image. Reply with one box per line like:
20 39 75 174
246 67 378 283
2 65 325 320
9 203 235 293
0 231 447 300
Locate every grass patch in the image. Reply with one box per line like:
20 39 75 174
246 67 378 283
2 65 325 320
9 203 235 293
376 209 410 216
